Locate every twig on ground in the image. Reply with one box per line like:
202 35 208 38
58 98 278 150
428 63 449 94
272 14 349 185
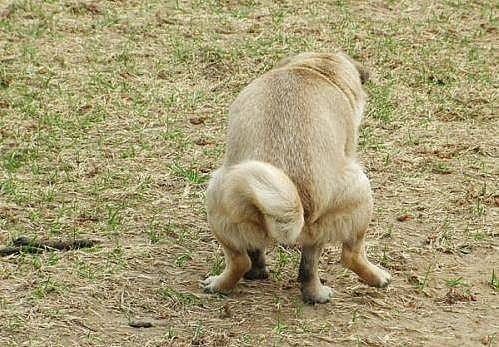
129 321 154 328
0 246 44 256
0 236 100 256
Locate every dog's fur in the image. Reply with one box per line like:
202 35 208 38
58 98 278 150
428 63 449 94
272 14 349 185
203 52 390 303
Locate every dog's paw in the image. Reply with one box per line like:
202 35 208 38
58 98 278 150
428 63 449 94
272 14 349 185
243 266 269 280
202 275 221 293
374 268 391 288
302 284 333 304
365 266 391 288
202 275 231 294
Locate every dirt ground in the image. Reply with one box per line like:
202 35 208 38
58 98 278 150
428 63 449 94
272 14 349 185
0 1 497 346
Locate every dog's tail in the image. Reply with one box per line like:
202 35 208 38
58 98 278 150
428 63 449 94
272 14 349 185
208 161 304 244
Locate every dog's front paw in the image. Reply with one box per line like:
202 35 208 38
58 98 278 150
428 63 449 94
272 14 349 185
202 275 231 294
301 284 333 304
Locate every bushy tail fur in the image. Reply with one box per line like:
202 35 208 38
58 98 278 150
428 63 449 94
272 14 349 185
208 161 304 244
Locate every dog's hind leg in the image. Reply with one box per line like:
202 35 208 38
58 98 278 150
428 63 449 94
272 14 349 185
203 240 251 294
341 230 391 288
298 243 333 304
244 248 269 280
203 219 265 294
335 172 391 288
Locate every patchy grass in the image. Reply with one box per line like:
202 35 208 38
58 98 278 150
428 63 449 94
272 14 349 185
0 0 497 346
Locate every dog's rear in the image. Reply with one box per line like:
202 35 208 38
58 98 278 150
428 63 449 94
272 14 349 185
207 161 304 245
204 52 390 302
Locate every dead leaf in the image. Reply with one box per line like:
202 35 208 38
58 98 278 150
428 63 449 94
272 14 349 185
219 302 232 319
195 138 212 146
443 288 476 304
189 117 205 125
397 214 412 222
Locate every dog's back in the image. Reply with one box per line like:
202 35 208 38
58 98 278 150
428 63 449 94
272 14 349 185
224 53 367 222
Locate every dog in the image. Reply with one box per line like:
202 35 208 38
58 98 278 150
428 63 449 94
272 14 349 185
203 52 390 304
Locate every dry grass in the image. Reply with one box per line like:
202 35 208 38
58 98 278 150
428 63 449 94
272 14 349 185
0 0 497 346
